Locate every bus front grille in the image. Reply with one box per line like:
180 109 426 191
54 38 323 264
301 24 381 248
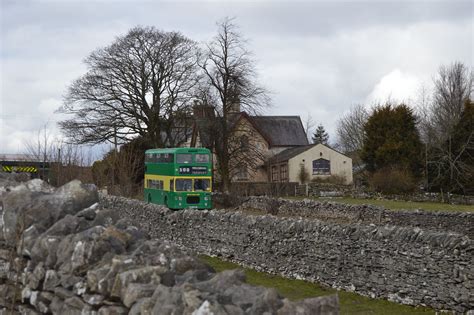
186 196 200 204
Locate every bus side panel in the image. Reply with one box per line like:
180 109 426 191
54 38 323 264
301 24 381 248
167 191 181 210
146 189 212 210
145 188 165 206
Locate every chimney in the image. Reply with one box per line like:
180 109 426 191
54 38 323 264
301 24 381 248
228 95 241 114
193 100 215 119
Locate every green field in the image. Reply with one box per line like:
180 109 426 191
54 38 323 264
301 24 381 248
200 255 435 315
289 196 474 213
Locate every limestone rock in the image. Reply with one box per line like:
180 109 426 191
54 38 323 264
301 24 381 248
111 266 166 298
82 293 105 306
121 283 156 308
98 305 128 315
2 179 98 246
43 270 60 291
128 297 154 315
150 285 184 314
0 179 347 315
277 295 339 315
27 262 45 290
0 284 19 306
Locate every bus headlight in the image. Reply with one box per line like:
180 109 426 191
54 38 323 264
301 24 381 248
179 196 182 201
204 196 209 201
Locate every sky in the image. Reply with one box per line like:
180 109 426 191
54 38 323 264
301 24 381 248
1 0 473 157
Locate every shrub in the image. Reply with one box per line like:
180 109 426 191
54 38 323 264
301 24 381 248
311 175 346 185
369 167 417 194
298 164 310 184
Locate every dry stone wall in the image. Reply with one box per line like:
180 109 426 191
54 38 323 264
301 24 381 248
101 195 474 313
0 174 338 315
215 195 474 238
294 183 474 205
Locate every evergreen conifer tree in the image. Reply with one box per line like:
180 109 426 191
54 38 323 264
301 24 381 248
361 104 422 177
312 124 329 145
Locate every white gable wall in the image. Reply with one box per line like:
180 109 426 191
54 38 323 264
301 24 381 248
288 144 353 184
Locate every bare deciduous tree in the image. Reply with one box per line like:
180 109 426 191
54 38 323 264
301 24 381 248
59 26 199 147
336 104 368 167
303 112 316 143
417 62 473 196
25 124 54 180
25 126 93 186
197 18 270 191
431 62 473 140
427 100 473 197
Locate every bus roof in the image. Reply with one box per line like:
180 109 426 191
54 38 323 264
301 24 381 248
145 147 211 154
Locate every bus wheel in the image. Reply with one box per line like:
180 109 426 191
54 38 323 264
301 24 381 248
148 194 152 203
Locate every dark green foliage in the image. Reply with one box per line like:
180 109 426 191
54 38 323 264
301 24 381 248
312 124 329 145
361 104 423 179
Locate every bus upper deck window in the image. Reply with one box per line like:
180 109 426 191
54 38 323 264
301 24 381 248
195 154 210 163
177 154 192 164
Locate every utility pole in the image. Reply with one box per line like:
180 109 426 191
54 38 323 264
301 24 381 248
112 124 118 194
425 142 428 190
57 148 61 186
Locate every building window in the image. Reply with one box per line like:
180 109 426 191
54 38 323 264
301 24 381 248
240 135 249 151
271 165 279 182
235 164 248 181
280 164 288 181
313 158 330 175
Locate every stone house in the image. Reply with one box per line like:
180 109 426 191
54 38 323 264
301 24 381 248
268 143 353 184
189 105 308 182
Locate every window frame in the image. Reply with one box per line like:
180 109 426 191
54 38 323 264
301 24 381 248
175 178 193 191
194 178 211 191
312 158 331 175
176 153 193 164
195 153 210 164
279 164 288 181
271 165 279 182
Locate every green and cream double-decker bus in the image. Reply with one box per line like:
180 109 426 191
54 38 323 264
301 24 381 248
144 148 212 209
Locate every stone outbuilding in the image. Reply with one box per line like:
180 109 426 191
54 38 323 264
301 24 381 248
268 143 353 184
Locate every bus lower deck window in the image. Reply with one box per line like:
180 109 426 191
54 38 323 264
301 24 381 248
176 179 193 191
194 179 210 191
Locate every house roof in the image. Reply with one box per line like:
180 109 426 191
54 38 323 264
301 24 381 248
269 145 316 164
249 116 309 147
193 113 309 148
269 143 351 164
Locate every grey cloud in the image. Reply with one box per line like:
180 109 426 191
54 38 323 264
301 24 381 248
3 1 471 38
1 0 472 152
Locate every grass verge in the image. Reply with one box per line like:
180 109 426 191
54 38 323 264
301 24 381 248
200 255 435 315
